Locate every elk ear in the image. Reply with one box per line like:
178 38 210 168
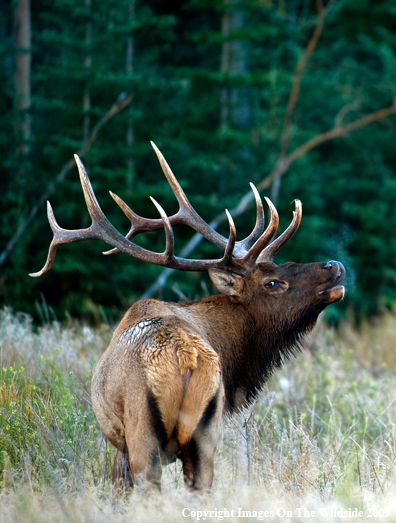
208 269 244 297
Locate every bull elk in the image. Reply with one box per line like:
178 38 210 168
30 143 345 490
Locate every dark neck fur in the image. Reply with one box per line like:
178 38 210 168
185 296 321 413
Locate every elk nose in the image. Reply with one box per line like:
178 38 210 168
323 260 343 277
323 260 337 270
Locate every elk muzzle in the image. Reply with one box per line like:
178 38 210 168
319 260 345 304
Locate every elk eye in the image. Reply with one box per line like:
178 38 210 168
265 280 278 289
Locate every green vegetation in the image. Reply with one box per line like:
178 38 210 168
0 361 107 489
0 309 113 490
1 0 396 321
2 0 396 517
1 308 396 520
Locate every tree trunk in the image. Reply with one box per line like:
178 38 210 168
228 11 250 128
83 0 92 141
13 0 31 173
220 6 231 134
126 0 135 187
219 0 250 194
220 1 250 129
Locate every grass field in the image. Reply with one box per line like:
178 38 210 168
1 306 396 522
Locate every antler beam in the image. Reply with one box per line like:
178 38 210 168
30 146 302 278
104 142 266 258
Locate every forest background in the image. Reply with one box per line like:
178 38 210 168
1 0 396 325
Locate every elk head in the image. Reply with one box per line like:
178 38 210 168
31 143 345 491
210 259 345 332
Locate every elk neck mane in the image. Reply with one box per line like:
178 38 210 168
160 293 322 413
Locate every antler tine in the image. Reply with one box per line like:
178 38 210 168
29 186 108 277
75 155 104 223
239 197 279 268
30 157 123 276
104 190 181 256
72 155 183 265
29 202 68 277
103 191 159 255
221 210 237 266
151 142 231 251
75 155 148 256
257 199 302 263
235 183 265 252
104 143 232 256
109 191 147 228
150 197 175 261
151 141 192 212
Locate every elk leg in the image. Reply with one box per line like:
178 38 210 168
112 447 133 489
122 394 167 490
181 385 225 490
181 437 199 489
181 432 216 490
146 453 162 490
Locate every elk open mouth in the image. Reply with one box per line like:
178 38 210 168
319 263 346 304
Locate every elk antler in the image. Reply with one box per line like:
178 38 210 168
257 199 302 262
103 142 267 258
30 145 302 278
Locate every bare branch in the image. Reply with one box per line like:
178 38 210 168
334 103 356 128
0 93 133 268
271 1 335 205
142 100 396 299
279 1 332 156
259 100 396 192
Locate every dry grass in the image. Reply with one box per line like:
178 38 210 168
1 308 396 521
2 486 396 523
0 306 112 377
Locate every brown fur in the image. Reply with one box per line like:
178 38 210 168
91 259 345 491
30 150 345 490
